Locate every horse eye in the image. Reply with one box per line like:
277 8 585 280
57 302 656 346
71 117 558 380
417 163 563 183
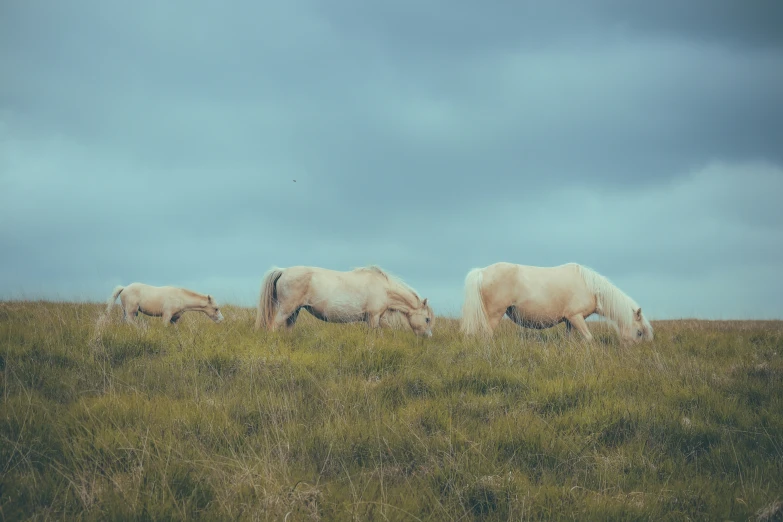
425 318 430 323
637 330 643 337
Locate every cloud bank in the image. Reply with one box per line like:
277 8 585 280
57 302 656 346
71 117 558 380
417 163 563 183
1 0 781 319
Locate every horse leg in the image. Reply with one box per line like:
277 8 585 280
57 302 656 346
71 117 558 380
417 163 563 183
284 308 301 331
365 311 384 337
271 310 288 331
564 319 573 336
487 307 507 333
367 312 382 329
123 304 138 324
567 315 593 342
123 303 145 332
272 305 299 332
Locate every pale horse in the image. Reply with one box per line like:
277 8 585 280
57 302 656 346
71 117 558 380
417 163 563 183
460 262 653 343
106 283 225 325
254 265 434 337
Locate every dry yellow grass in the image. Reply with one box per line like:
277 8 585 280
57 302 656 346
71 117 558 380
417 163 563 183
1 300 782 520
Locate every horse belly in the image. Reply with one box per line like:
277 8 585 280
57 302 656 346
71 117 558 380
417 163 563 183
136 288 168 317
138 299 165 317
306 302 365 323
305 288 368 323
508 303 563 329
509 283 571 327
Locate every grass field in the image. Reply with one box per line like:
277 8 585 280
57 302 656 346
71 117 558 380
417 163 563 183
1 301 782 521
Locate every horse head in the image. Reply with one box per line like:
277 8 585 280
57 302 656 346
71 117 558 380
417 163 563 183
206 295 225 323
406 298 434 338
622 307 653 343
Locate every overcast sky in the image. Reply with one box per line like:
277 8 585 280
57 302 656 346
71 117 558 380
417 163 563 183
2 0 782 319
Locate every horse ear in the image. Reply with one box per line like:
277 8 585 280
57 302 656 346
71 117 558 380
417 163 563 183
208 295 213 303
422 298 428 307
634 307 642 320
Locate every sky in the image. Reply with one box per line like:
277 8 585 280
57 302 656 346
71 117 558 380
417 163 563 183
1 0 782 319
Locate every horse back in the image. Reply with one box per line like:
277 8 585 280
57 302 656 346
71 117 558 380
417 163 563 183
485 263 592 312
122 283 199 313
280 266 381 305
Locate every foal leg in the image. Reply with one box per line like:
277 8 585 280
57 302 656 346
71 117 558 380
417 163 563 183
123 304 138 324
567 315 593 342
122 302 145 331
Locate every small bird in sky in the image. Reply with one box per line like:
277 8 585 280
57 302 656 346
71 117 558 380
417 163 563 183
293 179 296 182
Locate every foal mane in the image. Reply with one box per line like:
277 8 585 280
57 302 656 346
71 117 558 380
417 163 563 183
574 264 639 330
354 265 424 308
181 288 208 301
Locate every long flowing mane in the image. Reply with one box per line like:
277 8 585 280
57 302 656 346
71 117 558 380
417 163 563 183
353 265 423 306
574 264 639 330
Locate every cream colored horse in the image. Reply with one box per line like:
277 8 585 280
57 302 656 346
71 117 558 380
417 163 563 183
106 283 225 325
460 262 653 343
255 265 434 336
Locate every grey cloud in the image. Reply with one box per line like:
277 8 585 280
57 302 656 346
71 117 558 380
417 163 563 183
319 0 783 54
5 1 781 179
590 1 783 49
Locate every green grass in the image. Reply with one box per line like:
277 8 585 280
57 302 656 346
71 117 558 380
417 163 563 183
1 301 782 521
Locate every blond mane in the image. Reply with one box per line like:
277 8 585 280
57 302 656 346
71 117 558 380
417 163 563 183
574 264 639 330
353 265 423 307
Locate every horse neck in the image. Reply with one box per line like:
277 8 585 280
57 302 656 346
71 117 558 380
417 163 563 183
580 267 635 329
180 290 209 310
385 281 421 312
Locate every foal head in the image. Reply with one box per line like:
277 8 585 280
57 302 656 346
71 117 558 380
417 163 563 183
205 295 225 323
406 298 434 338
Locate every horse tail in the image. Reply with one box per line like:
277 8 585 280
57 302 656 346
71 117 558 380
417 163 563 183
106 285 125 314
255 268 284 330
460 268 491 337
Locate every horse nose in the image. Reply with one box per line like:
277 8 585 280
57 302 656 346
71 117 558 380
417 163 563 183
427 330 432 338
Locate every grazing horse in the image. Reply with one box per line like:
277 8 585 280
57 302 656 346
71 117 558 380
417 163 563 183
254 265 434 337
460 262 653 343
106 283 225 326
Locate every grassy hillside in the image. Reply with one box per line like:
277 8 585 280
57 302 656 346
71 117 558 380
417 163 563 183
1 301 782 521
